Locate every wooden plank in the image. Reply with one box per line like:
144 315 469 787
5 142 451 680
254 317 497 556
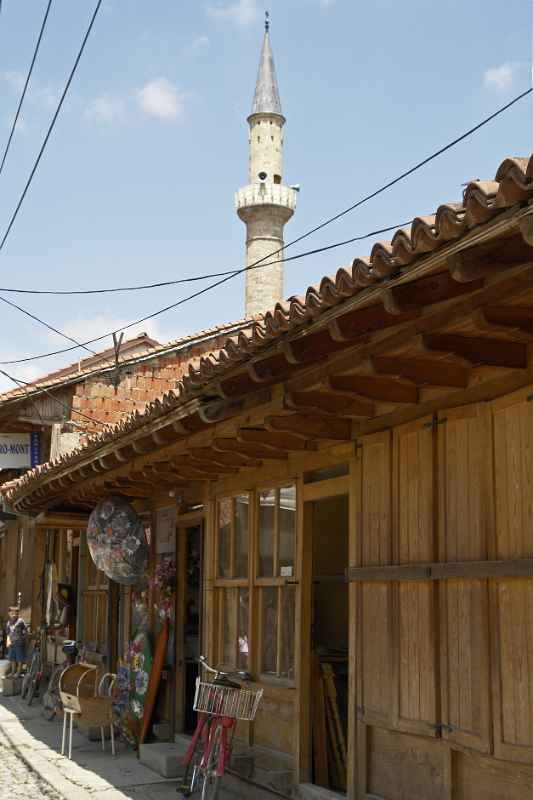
392 417 438 737
437 404 492 754
238 428 312 451
329 373 418 404
266 414 353 441
294 483 313 785
347 558 533 581
312 657 329 788
491 390 533 763
285 390 374 418
373 354 470 387
424 333 528 369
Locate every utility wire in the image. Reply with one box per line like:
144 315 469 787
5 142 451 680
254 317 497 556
1 85 531 368
0 0 103 253
0 368 106 432
0 0 104 365
0 294 97 355
0 220 412 295
0 0 54 178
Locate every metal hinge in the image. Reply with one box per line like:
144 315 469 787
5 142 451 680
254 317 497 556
424 415 447 431
433 722 455 736
356 705 365 720
527 393 533 403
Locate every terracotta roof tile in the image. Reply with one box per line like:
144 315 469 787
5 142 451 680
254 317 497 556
6 152 533 505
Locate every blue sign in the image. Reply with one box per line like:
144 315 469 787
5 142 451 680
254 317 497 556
30 432 41 467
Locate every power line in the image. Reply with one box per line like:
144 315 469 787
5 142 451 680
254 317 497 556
0 0 103 253
0 368 107 432
0 295 97 355
0 0 104 365
1 85 531 367
0 0 54 178
0 220 412 296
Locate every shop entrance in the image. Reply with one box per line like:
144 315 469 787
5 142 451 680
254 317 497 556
309 493 349 794
175 522 203 734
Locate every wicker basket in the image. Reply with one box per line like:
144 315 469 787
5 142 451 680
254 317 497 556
59 663 113 726
193 679 263 721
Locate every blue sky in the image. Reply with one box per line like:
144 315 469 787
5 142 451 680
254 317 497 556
0 0 531 391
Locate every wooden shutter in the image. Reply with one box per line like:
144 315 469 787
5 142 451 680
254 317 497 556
492 389 533 763
438 404 492 753
356 431 393 726
392 417 438 736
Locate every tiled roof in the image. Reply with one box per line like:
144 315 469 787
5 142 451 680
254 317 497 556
0 319 256 405
5 152 533 504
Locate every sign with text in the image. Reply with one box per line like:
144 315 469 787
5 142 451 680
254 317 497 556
0 432 41 469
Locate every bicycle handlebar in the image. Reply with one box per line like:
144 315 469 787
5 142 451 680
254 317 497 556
198 655 252 682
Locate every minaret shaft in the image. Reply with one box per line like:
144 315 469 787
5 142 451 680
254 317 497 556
235 20 297 318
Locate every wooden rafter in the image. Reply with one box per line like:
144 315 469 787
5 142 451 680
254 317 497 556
327 374 418 404
213 437 289 460
190 446 261 468
266 414 353 441
285 390 374 417
373 354 470 388
423 333 528 369
483 305 533 334
238 428 313 451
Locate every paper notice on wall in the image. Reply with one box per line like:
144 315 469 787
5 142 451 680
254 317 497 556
156 506 177 553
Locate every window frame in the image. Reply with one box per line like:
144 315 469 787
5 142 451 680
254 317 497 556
213 484 297 686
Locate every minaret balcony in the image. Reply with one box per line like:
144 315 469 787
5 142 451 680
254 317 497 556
235 184 298 213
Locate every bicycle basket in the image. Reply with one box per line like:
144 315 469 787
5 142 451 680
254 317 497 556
193 678 263 721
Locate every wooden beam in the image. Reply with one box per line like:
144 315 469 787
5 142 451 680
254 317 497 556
185 456 237 475
238 428 313 451
285 390 374 417
266 414 353 441
388 270 485 305
213 437 289 460
483 305 533 334
519 215 533 246
347 558 533 581
423 333 528 369
373 354 470 387
190 446 261 468
328 374 418 404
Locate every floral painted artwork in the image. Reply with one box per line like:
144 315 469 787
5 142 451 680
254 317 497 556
87 496 149 584
128 630 153 720
150 557 176 621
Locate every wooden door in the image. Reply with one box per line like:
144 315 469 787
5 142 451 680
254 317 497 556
356 431 393 729
438 404 492 753
492 389 533 763
392 417 438 737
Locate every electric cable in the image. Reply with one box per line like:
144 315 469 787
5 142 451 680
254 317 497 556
0 220 412 295
0 368 107 431
1 85 530 367
0 0 54 178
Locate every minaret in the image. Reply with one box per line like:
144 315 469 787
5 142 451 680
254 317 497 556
235 13 297 317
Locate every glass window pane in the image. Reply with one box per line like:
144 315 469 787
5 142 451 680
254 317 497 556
259 490 276 577
280 586 296 679
222 588 237 666
278 486 296 577
261 587 278 674
234 495 249 578
218 498 231 578
238 588 249 669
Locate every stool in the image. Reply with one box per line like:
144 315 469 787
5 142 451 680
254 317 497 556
61 707 80 759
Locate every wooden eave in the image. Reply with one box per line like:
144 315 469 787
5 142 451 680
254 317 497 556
9 205 533 512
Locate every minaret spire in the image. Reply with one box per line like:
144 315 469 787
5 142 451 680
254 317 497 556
250 12 283 120
235 16 298 318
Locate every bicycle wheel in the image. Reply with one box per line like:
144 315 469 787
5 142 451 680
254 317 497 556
27 675 40 706
201 724 222 800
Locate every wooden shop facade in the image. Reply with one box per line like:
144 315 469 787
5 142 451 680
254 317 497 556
6 154 533 799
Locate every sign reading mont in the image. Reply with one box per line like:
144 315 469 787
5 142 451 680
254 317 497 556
0 433 41 469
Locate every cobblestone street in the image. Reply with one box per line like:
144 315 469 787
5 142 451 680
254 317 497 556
0 727 64 800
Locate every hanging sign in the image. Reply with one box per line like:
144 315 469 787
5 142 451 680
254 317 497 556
155 506 177 554
0 432 41 469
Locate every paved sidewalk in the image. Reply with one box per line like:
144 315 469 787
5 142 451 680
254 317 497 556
0 691 181 800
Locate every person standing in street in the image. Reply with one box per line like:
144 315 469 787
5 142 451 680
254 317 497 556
5 606 27 677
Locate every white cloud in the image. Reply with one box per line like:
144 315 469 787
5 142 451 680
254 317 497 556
191 34 211 49
3 70 25 93
136 78 184 121
5 111 27 136
84 94 125 124
484 62 514 90
62 315 167 349
207 0 258 27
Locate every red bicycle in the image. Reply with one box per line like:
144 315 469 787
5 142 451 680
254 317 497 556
179 655 263 800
